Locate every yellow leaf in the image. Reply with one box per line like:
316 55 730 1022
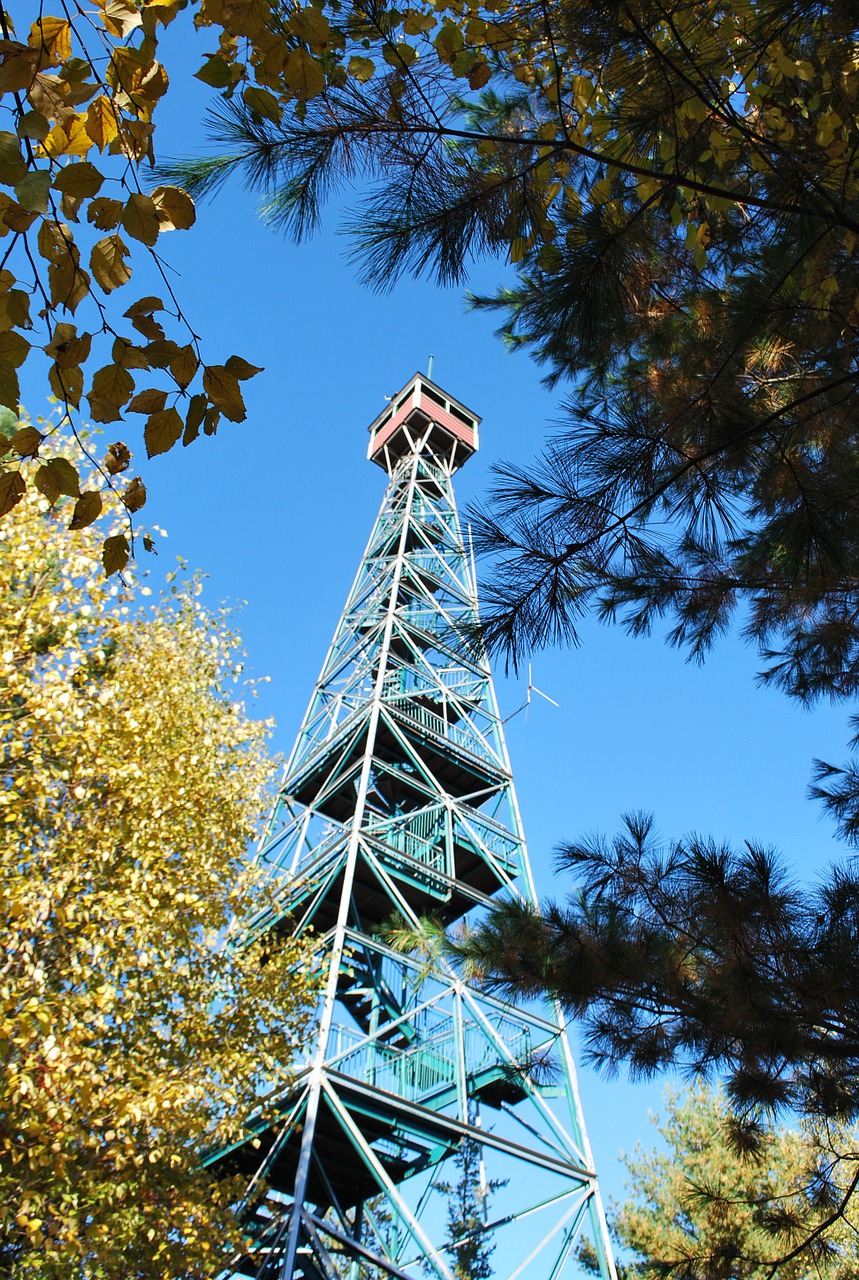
0 470 25 518
170 346 198 389
242 85 282 123
36 456 79 497
2 202 38 234
144 407 183 457
122 475 146 510
224 355 263 380
102 534 129 576
10 426 42 458
52 360 84 405
112 335 150 369
90 234 132 292
468 59 490 89
183 394 206 445
14 171 50 214
283 48 325 101
203 365 246 422
403 9 435 34
87 197 123 231
434 21 463 63
637 177 661 203
104 441 131 474
69 490 103 530
27 71 72 123
117 118 156 162
0 45 40 94
41 123 71 159
195 56 233 89
290 7 332 49
121 194 161 247
0 331 31 370
28 17 73 68
49 361 83 407
151 186 195 232
145 339 179 369
130 313 164 341
34 462 64 502
134 60 169 105
41 114 91 158
260 38 289 79
384 42 417 68
52 161 103 198
127 388 168 414
59 189 85 222
85 97 119 151
0 360 20 406
89 362 135 412
106 46 148 96
85 395 123 424
510 236 527 263
348 56 375 83
0 287 30 332
98 0 143 38
37 218 67 265
124 296 165 319
589 177 612 205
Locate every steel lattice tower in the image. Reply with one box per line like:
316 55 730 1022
213 373 617 1280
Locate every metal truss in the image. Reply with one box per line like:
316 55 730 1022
213 376 617 1280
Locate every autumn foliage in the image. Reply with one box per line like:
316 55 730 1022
0 2 270 569
168 0 859 703
7 0 857 620
0 427 315 1276
600 1087 859 1278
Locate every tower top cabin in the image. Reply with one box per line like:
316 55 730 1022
367 371 481 473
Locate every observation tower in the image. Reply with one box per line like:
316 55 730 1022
214 373 616 1280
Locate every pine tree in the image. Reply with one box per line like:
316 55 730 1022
581 1085 859 1279
456 814 859 1259
437 1136 502 1280
173 0 859 719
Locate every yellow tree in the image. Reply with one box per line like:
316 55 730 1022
0 419 315 1277
598 1086 859 1279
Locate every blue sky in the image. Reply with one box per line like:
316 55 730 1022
18 8 858 1213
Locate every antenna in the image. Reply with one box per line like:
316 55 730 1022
502 663 560 723
427 354 434 380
